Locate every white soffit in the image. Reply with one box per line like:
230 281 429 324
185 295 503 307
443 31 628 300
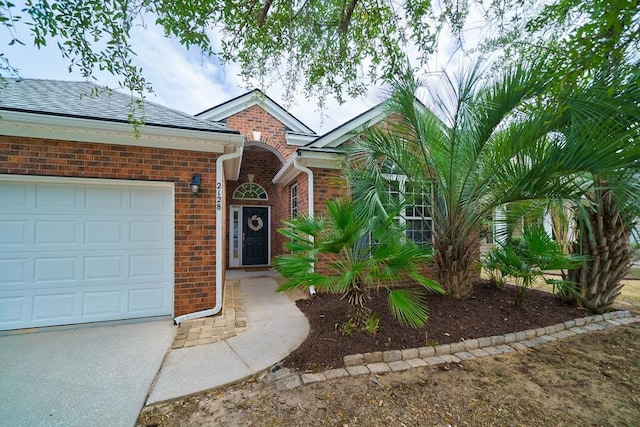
285 132 317 146
272 156 299 185
272 151 343 185
308 105 387 149
1 111 244 153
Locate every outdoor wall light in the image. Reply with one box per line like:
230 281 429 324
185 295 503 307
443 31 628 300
190 174 201 195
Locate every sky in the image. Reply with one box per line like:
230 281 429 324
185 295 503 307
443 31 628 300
0 8 487 135
1 22 379 134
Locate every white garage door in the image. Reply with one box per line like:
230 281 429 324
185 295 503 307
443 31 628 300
0 176 174 331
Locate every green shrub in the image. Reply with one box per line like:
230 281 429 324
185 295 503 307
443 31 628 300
482 227 584 306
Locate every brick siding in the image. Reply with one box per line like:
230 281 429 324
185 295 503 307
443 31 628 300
225 105 297 159
312 168 347 216
0 135 222 317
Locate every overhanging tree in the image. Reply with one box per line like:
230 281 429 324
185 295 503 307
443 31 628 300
0 0 467 104
484 0 639 88
2 0 637 107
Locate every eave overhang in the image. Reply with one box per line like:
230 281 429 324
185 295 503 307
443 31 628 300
272 148 344 186
307 105 388 149
285 131 317 146
0 110 245 154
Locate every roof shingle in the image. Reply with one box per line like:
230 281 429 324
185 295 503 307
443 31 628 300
0 78 239 134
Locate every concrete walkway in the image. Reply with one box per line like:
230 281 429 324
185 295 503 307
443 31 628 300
0 271 309 426
0 319 175 427
146 272 309 404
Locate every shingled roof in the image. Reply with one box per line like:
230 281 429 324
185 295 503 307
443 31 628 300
0 78 239 134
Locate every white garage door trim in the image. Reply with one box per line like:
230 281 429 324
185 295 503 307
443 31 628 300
0 174 175 331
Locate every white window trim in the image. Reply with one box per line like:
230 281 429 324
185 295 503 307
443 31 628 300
290 183 298 218
229 206 241 268
383 172 434 245
233 182 269 200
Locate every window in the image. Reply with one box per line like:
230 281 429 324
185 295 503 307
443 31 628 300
233 182 268 200
232 210 239 258
404 181 433 244
382 168 434 245
290 183 298 217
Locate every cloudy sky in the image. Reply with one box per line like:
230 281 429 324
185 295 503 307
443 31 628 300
0 8 486 134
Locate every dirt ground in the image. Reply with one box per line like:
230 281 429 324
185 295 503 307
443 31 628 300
137 323 640 426
282 280 587 372
137 269 640 427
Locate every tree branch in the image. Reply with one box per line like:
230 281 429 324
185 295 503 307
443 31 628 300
340 0 359 35
257 0 274 27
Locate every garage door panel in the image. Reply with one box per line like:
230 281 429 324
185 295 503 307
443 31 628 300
0 258 27 285
34 256 77 283
0 296 24 324
0 220 28 244
130 221 168 244
84 221 125 245
35 185 80 210
84 255 124 280
0 182 32 211
128 288 166 314
129 254 168 279
0 178 174 330
3 250 171 289
130 187 172 212
82 290 123 317
35 220 78 245
32 293 76 320
84 186 126 211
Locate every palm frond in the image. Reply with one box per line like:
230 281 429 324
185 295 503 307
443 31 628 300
387 288 430 328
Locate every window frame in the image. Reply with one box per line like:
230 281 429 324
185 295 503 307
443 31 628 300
290 183 298 218
233 182 268 200
382 171 434 245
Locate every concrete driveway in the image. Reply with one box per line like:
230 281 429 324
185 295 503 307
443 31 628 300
0 319 175 427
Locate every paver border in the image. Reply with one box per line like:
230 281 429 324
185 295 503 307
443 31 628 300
171 280 247 349
268 310 639 391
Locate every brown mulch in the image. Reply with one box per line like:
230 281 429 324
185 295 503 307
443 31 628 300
281 279 589 372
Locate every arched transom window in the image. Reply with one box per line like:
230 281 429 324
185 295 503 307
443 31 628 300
233 182 268 200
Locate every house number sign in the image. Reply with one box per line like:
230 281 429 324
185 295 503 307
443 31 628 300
247 215 264 232
216 182 222 211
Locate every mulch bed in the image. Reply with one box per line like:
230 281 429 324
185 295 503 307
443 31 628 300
281 279 588 372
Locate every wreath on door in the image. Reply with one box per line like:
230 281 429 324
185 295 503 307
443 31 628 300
247 214 264 232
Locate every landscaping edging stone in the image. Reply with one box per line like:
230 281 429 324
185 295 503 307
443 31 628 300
268 310 638 391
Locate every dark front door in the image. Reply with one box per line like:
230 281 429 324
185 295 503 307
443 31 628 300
242 206 269 265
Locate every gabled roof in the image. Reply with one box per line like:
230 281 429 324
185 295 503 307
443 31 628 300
272 105 388 186
305 103 388 149
196 89 315 135
0 78 238 134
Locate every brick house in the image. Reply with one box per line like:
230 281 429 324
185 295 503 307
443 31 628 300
1 80 403 331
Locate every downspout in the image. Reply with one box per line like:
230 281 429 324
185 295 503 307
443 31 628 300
174 144 244 324
293 153 317 297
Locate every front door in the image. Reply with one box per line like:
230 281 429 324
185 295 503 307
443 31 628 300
242 206 269 265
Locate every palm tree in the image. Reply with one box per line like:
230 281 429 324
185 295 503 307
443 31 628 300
564 179 639 312
349 61 640 300
273 198 443 329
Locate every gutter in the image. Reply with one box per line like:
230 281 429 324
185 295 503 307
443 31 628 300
293 153 317 297
174 143 244 324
